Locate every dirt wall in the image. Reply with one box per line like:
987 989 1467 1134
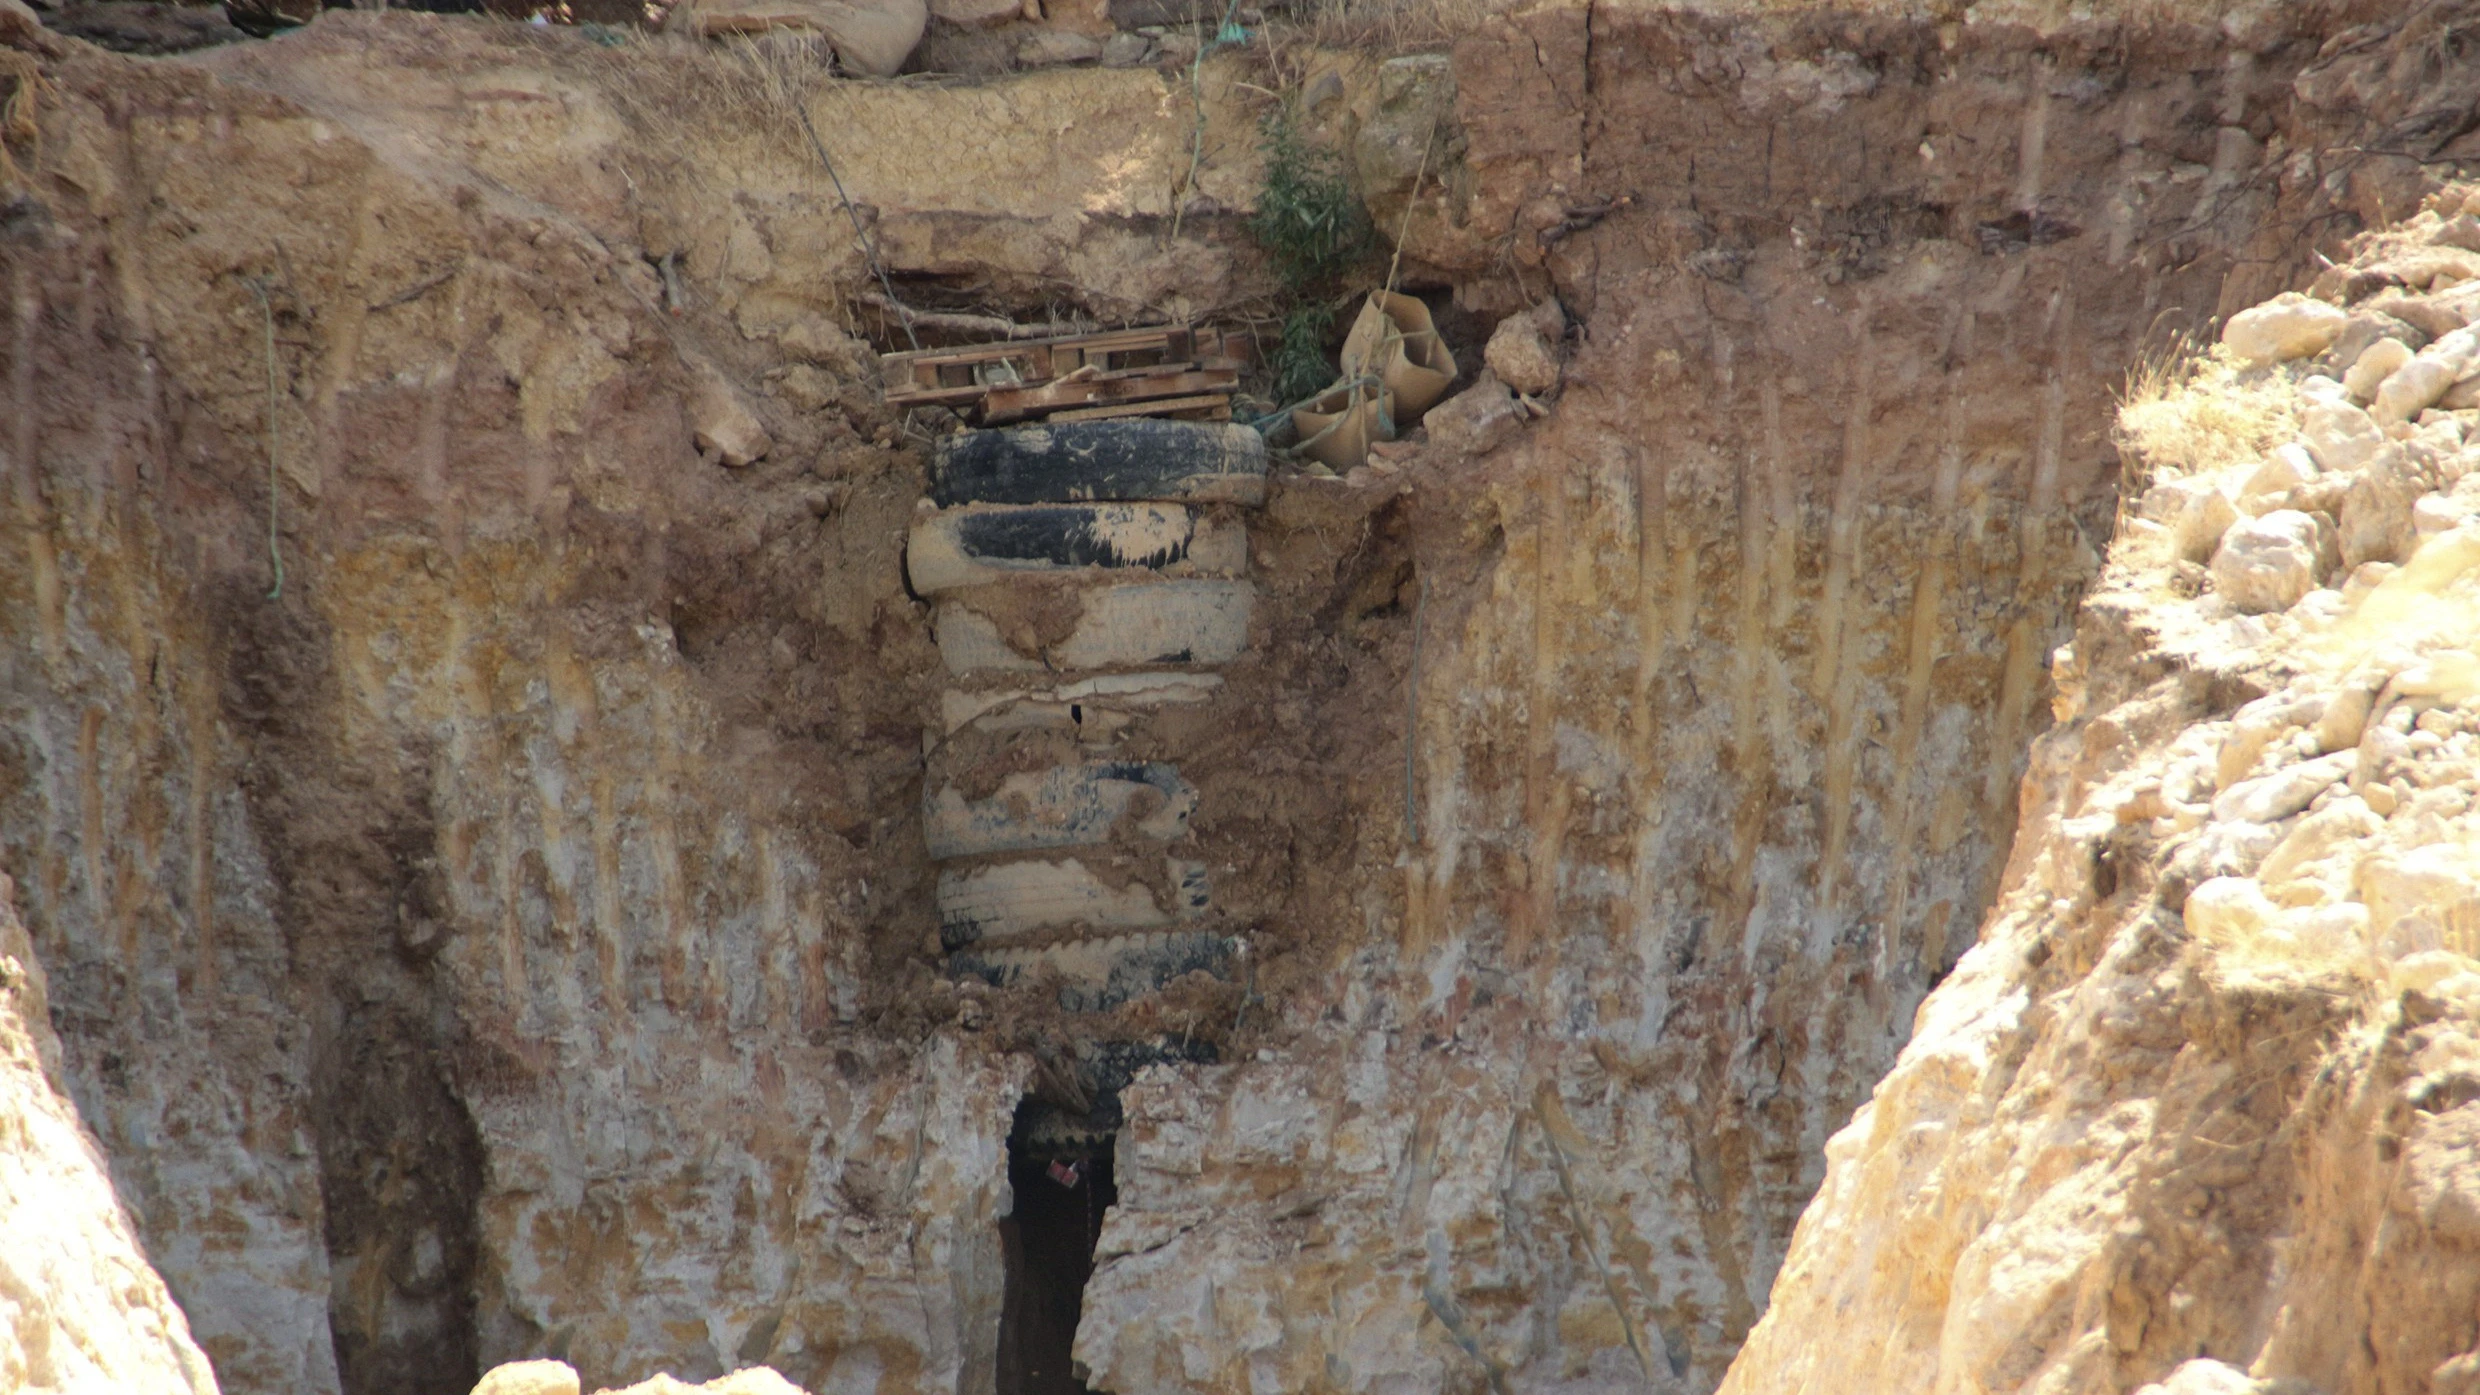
0 1 2471 1393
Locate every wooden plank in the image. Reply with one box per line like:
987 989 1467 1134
1050 393 1234 423
982 368 1238 425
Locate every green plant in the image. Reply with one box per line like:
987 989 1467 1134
1271 301 1338 405
1249 112 1369 292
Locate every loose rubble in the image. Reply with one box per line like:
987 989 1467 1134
1724 186 2480 1395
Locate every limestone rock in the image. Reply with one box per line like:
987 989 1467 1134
1483 303 1563 395
1097 30 1151 65
690 363 773 467
2339 451 2429 566
2143 477 2238 562
2133 1358 2268 1395
929 0 1018 27
2211 750 2352 825
474 1360 581 1395
2373 354 2461 425
594 1370 811 1395
2241 443 2318 503
1350 54 1456 241
2341 336 2412 400
2221 292 2345 364
2415 492 2474 538
2330 311 2430 369
775 316 873 377
1423 371 1524 457
0 872 221 1395
2302 399 2385 472
665 0 925 76
2211 509 2323 612
1016 28 1101 64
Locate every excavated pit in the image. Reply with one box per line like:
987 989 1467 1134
0 1 2469 1392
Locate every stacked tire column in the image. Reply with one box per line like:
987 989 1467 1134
907 419 1269 1016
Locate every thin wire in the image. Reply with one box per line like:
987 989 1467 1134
1384 117 1438 298
246 277 284 600
795 103 920 352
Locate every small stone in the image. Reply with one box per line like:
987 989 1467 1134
690 364 773 467
472 1361 582 1395
930 0 1018 25
2439 214 2480 254
2339 560 2397 606
2210 509 2323 613
2374 356 2461 425
1097 30 1151 65
2329 312 2431 369
2415 492 2471 538
2365 780 2399 816
2240 443 2318 500
1016 27 1101 63
2169 481 2238 563
1483 309 1561 396
2302 399 2385 472
1423 371 1525 457
2212 750 2354 825
2342 337 2413 401
1300 68 1344 114
2221 292 2346 364
667 0 927 76
777 315 873 376
2183 876 2275 947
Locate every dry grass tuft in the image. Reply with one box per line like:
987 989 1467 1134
576 28 839 165
0 52 43 192
1282 0 1517 50
2115 338 2308 485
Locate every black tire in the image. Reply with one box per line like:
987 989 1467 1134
931 419 1269 508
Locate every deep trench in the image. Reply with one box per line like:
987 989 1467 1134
1 1 2466 1391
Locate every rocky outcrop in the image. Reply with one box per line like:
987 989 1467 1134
0 871 221 1395
1722 197 2480 1395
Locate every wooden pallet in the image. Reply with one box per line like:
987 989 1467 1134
881 326 1246 423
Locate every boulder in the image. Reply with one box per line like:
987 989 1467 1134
2339 451 2429 567
1423 371 1524 457
2374 355 2461 425
2329 311 2431 369
2301 399 2385 472
2221 292 2345 364
2140 476 2237 563
2239 443 2318 502
665 0 925 77
473 1361 581 1395
2210 509 2323 613
2341 336 2413 401
1483 303 1562 396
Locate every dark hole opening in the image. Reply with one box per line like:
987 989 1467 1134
998 1106 1115 1395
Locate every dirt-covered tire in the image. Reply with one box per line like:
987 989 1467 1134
905 502 1246 596
932 579 1255 676
936 854 1210 948
931 419 1269 508
924 760 1196 860
948 929 1233 1013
